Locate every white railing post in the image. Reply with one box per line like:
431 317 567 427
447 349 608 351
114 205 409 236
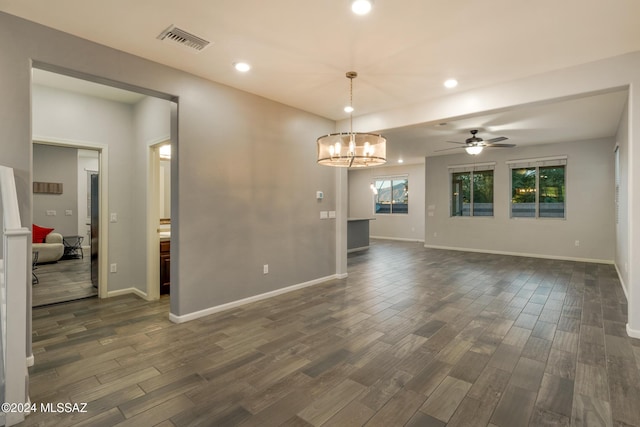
0 166 30 426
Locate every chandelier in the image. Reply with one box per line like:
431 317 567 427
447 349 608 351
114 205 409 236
317 72 386 168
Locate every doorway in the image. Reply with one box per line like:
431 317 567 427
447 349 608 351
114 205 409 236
31 143 105 307
146 141 172 300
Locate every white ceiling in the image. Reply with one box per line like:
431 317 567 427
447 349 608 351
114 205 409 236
8 0 637 163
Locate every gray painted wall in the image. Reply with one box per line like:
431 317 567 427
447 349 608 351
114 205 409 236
616 102 630 291
0 12 336 317
132 96 172 294
348 163 425 241
425 138 616 262
32 83 141 291
32 144 78 236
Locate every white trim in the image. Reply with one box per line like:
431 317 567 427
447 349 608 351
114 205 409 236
169 274 340 323
347 246 370 253
506 155 568 165
423 244 614 265
107 287 150 300
373 173 408 180
26 354 34 367
371 236 425 243
626 324 640 339
448 161 496 170
146 141 170 301
615 263 629 301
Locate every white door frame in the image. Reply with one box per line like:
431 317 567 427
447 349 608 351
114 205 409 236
32 138 109 299
146 138 170 300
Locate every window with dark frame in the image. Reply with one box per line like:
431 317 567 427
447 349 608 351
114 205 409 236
450 164 494 217
509 157 566 219
374 176 408 214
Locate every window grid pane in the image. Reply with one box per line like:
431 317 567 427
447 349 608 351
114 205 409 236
451 172 470 216
375 178 408 214
511 167 536 217
539 166 565 218
473 170 494 216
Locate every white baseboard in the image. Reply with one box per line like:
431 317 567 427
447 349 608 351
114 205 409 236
169 274 340 324
423 244 613 265
371 236 425 243
614 263 629 301
627 324 640 339
26 354 34 367
107 287 150 300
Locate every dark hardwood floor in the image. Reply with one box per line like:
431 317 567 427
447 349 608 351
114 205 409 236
23 240 640 426
32 253 96 307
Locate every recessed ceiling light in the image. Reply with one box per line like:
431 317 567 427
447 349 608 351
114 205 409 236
351 0 373 15
444 79 458 88
398 159 404 164
344 105 354 113
233 62 251 72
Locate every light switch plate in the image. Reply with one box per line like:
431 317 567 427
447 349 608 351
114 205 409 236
328 211 336 218
320 211 328 219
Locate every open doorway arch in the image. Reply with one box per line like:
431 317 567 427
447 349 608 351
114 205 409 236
31 139 109 300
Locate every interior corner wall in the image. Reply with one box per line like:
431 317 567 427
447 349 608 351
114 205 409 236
32 144 78 236
0 12 336 318
616 101 630 294
348 163 425 241
132 96 172 295
77 150 99 245
425 138 616 262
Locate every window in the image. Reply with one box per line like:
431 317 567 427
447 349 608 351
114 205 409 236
450 163 494 217
509 157 566 218
374 176 408 214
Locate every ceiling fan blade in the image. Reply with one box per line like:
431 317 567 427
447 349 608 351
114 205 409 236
445 140 467 145
486 136 508 143
434 146 465 152
485 143 516 148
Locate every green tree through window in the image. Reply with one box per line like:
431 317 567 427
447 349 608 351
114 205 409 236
451 169 493 217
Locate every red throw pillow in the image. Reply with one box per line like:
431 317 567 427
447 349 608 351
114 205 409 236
32 224 54 243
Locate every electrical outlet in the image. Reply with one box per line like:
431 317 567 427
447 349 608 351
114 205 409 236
263 264 269 274
110 213 118 223
575 240 580 247
110 263 117 273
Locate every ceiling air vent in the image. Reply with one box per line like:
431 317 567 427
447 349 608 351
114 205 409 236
157 25 211 52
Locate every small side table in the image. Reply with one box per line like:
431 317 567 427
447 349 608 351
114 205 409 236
63 235 84 259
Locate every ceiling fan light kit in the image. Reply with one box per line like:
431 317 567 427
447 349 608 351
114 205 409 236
317 71 387 168
465 145 483 155
437 129 515 155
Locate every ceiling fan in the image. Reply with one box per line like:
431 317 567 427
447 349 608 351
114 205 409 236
437 129 515 155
